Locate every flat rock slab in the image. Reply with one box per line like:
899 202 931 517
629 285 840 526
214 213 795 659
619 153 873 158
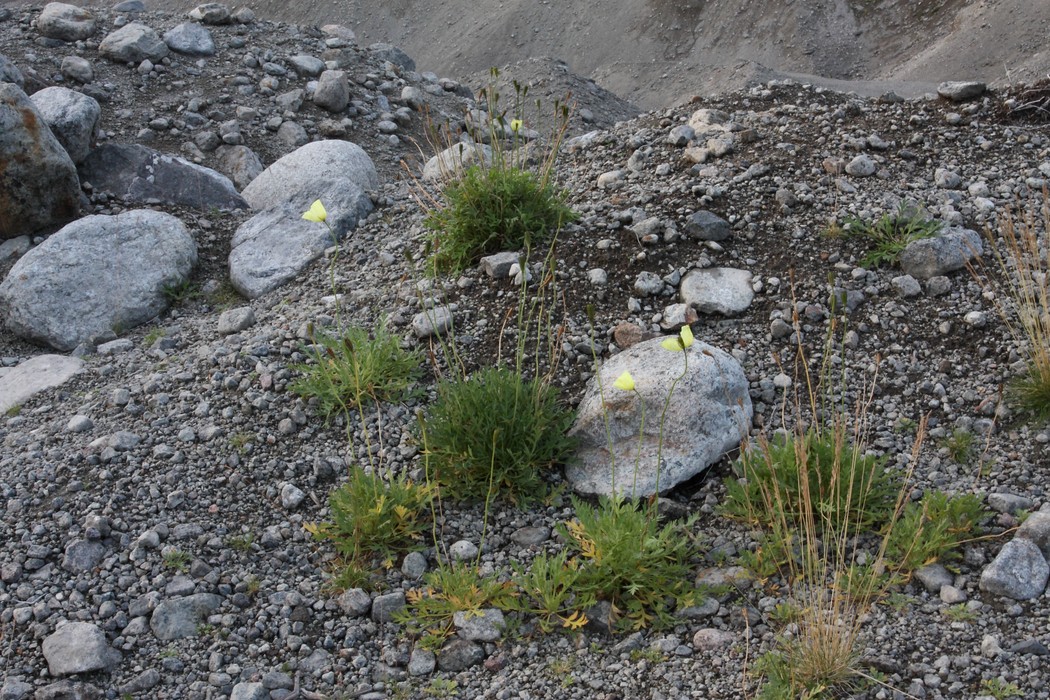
0 354 84 414
41 622 121 676
79 143 246 211
680 267 754 316
150 593 222 640
0 210 197 351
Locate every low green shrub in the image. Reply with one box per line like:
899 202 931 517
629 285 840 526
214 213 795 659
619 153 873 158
560 497 698 631
419 366 576 502
424 164 576 274
291 320 424 418
306 466 433 589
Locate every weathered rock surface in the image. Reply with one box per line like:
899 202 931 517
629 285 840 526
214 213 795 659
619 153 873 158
41 622 121 676
0 83 80 239
37 3 96 42
0 210 197 350
899 227 982 280
99 22 170 64
240 140 378 210
79 143 247 210
679 267 755 316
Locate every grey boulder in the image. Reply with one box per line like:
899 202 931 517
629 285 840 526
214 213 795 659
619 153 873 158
0 210 197 351
312 69 349 112
213 144 264 190
979 539 1049 600
568 336 752 497
99 22 169 64
229 178 373 298
189 3 232 24
899 226 982 280
30 86 101 164
0 83 80 239
423 142 492 181
41 622 121 676
0 53 24 87
240 140 378 209
938 81 986 102
37 3 96 42
79 143 247 210
368 42 415 71
163 21 215 56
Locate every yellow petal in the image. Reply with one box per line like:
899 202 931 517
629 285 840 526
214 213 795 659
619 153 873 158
660 336 682 351
613 372 635 391
510 119 523 132
661 324 695 351
302 199 327 222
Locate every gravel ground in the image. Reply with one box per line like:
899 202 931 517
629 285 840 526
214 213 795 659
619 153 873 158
3 4 1050 700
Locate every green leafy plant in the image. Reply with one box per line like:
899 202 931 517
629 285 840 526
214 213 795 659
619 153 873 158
229 431 253 454
560 496 698 631
943 603 977 622
424 165 577 273
397 561 517 649
161 279 199 305
424 678 459 698
509 550 591 632
981 678 1023 699
844 204 942 268
305 466 434 589
885 491 985 574
227 533 254 552
419 366 576 502
162 549 191 572
292 320 425 418
942 428 975 463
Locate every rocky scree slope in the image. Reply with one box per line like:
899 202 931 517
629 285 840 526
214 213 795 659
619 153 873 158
2 2 1050 700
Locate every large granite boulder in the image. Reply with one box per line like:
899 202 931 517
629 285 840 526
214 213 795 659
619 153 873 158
79 143 246 210
0 355 84 414
0 210 197 350
0 83 80 239
240 140 378 210
37 3 96 42
567 335 752 497
229 178 373 298
30 86 101 164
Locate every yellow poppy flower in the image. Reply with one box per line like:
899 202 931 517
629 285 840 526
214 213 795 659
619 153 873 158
302 199 327 223
613 372 636 391
661 324 695 352
510 119 523 132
